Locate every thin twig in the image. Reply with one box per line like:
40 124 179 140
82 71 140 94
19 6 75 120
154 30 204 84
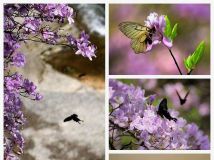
168 48 183 75
187 69 193 75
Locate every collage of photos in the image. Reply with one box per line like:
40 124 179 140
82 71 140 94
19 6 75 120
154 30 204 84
1 2 211 160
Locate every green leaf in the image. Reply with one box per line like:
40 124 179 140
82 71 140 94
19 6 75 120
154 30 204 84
164 15 172 38
170 23 178 40
183 41 205 72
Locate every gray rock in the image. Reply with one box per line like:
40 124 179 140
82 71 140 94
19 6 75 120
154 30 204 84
21 65 105 160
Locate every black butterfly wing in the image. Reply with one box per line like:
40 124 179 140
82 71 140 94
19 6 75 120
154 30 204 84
64 115 72 122
71 114 78 118
157 98 177 122
64 114 83 124
176 90 190 105
158 98 168 112
184 90 190 99
176 90 182 100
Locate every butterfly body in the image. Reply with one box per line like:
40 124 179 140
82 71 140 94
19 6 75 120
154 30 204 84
157 98 177 122
64 114 83 124
119 22 155 53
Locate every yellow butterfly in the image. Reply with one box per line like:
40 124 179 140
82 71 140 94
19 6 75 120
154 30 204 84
119 22 155 54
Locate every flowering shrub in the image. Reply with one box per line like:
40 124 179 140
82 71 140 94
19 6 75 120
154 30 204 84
4 4 96 159
109 80 210 150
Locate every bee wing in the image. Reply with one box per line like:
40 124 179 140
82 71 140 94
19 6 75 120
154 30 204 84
119 22 148 39
130 37 147 54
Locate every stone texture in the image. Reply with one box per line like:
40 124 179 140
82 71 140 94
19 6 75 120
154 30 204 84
21 65 104 160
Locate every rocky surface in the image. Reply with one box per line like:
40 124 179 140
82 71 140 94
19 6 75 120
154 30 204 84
21 65 105 160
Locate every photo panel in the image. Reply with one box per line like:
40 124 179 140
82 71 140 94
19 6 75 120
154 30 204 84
109 4 210 75
4 4 105 160
109 154 210 160
109 79 210 150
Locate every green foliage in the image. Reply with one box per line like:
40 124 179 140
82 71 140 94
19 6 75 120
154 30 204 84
120 135 138 149
164 16 178 41
164 16 172 38
184 41 205 72
171 23 178 40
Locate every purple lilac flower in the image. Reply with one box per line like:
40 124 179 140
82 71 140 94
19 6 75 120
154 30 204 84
144 12 172 52
33 4 74 24
4 34 20 58
24 18 41 33
68 31 97 61
109 80 210 150
4 72 42 159
12 53 26 67
42 30 56 42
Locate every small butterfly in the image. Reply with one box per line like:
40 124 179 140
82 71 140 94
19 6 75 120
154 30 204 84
157 98 177 122
176 90 190 105
63 114 83 124
119 22 156 54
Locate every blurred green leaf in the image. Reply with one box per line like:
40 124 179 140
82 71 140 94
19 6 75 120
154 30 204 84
164 15 172 38
120 135 137 149
182 107 201 124
184 41 205 72
171 23 178 40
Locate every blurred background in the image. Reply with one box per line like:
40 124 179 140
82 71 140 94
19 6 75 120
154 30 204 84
17 4 105 160
118 79 210 136
109 4 210 75
110 154 210 160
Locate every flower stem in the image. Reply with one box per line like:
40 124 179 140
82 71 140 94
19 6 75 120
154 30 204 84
187 69 193 75
168 48 183 75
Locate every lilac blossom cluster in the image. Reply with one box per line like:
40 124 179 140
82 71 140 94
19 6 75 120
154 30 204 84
109 80 210 150
67 31 96 61
4 4 96 159
4 73 42 159
4 4 96 60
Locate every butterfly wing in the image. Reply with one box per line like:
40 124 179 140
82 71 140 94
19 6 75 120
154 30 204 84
64 116 72 122
131 38 147 53
158 98 168 112
119 22 148 39
158 98 177 122
184 90 190 99
119 22 153 54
